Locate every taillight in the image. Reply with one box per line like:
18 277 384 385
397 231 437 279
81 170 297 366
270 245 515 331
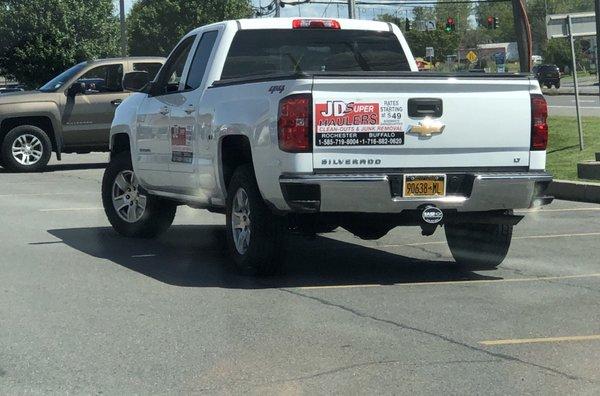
531 94 548 150
292 19 341 29
278 94 312 153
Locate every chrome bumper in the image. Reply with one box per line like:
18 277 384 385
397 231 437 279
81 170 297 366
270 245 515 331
279 171 553 213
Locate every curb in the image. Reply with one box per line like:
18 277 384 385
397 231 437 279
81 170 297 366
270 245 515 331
547 179 600 204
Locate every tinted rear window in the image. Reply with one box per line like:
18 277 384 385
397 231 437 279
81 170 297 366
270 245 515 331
221 29 410 80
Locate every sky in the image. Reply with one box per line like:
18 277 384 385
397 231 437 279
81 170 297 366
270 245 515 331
113 0 411 21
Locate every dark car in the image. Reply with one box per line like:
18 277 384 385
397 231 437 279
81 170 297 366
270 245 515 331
533 64 561 89
0 86 25 94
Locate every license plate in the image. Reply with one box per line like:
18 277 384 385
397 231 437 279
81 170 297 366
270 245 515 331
403 174 446 198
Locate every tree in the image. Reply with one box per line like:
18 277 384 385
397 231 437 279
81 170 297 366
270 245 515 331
127 0 253 57
405 29 461 63
0 0 119 88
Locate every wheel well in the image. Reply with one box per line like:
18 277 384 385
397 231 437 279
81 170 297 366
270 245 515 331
221 135 252 190
0 117 56 150
111 133 131 159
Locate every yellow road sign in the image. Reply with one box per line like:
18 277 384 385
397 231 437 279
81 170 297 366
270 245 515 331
466 51 478 63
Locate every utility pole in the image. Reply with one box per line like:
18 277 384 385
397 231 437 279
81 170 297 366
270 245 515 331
119 0 127 57
511 0 530 72
348 0 356 19
595 0 600 96
275 1 281 17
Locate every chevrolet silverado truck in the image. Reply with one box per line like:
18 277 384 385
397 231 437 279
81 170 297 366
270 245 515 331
0 57 164 172
102 18 553 275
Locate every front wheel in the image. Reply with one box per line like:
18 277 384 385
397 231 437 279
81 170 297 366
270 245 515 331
1 125 52 172
102 152 176 238
445 220 513 269
226 164 285 275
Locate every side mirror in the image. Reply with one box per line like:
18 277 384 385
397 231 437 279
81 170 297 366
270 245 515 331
123 71 150 92
67 82 86 96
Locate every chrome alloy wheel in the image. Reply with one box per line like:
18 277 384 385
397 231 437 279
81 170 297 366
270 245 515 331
112 170 147 223
231 187 251 255
12 134 43 165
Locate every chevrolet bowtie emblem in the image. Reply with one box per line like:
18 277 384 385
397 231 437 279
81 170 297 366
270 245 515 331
406 118 445 137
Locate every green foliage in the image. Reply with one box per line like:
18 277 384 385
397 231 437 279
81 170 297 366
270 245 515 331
404 29 460 63
0 0 120 88
127 0 253 57
546 116 600 181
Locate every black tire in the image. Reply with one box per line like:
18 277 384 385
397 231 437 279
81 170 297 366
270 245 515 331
1 125 52 172
226 164 285 276
555 82 561 89
445 219 513 270
545 83 552 89
102 151 176 238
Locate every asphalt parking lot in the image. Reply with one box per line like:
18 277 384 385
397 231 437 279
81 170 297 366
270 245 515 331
1 153 600 394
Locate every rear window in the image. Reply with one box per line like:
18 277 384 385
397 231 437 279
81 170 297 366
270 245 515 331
221 29 410 80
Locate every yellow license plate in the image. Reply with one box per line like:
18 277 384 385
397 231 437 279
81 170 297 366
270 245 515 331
403 174 446 198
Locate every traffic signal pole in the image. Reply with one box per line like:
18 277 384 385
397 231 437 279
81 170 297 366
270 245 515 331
119 0 127 57
348 0 356 19
511 0 531 72
595 0 600 96
568 15 585 150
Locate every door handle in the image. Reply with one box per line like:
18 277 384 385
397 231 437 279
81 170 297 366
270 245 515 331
159 106 170 116
111 99 123 107
184 105 195 115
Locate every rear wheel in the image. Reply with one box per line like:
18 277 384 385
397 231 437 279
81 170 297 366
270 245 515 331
102 152 176 238
1 125 52 172
226 164 285 275
445 219 513 270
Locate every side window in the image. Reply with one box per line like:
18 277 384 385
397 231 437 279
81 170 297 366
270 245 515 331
154 35 195 95
133 63 163 80
185 30 218 90
77 64 124 93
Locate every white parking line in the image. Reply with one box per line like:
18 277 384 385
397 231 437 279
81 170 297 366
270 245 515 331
0 192 96 197
548 105 598 109
297 273 600 290
517 208 600 213
377 231 600 248
39 207 103 212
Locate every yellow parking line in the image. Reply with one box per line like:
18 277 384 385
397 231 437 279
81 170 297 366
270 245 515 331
297 273 600 290
39 207 103 212
480 335 600 346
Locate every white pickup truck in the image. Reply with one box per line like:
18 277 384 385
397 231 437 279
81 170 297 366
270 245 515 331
102 18 553 275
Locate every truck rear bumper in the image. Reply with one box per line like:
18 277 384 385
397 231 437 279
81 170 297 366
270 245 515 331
279 171 553 213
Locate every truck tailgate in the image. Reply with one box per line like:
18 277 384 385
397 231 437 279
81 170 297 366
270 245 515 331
312 77 532 170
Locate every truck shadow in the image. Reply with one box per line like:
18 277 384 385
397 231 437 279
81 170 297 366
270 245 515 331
46 225 500 289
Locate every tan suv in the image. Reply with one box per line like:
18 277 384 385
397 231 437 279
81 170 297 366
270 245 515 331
0 57 165 172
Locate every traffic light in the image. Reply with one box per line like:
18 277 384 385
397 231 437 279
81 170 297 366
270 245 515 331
405 18 412 32
445 17 455 33
486 16 499 29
